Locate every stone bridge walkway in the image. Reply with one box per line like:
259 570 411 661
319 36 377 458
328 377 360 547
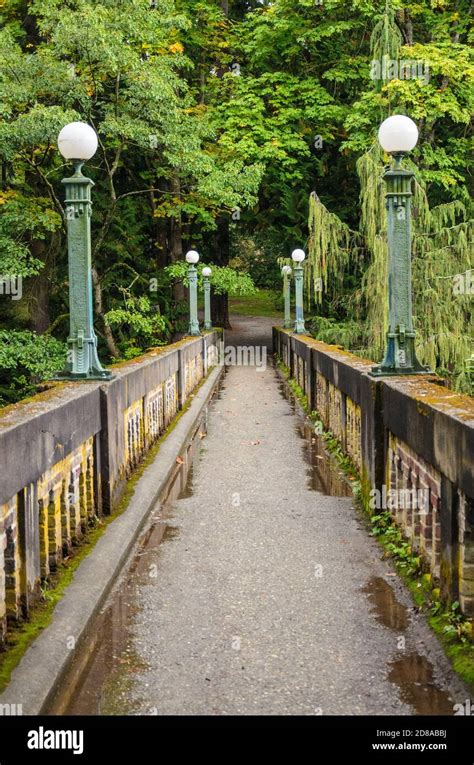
64 316 466 716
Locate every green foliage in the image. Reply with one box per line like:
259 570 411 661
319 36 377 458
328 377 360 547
309 147 473 391
0 330 66 404
307 192 363 311
437 601 473 645
0 191 62 275
307 316 367 351
164 261 257 296
306 1 473 391
105 295 170 358
370 510 423 577
229 231 283 289
0 0 264 402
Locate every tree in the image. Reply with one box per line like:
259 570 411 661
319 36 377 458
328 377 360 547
306 0 473 392
0 0 261 378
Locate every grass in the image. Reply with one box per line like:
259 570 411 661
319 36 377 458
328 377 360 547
229 289 282 318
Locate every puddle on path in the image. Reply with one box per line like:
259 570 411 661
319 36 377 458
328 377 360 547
296 421 353 497
46 405 206 715
388 654 455 715
363 576 409 632
276 373 352 497
179 463 194 499
363 576 455 715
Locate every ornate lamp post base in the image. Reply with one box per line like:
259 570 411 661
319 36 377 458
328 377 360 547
53 371 113 381
370 367 431 377
53 366 113 382
370 331 431 377
53 331 114 381
294 318 306 335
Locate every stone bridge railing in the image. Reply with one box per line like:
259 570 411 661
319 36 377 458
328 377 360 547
274 328 474 617
0 332 221 649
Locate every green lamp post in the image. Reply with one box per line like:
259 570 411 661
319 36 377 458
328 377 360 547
202 266 212 330
371 115 430 377
54 122 112 380
282 265 292 329
292 249 306 334
186 250 201 336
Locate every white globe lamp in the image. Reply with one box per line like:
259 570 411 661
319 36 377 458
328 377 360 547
291 249 306 263
58 122 98 161
185 250 200 265
378 115 418 154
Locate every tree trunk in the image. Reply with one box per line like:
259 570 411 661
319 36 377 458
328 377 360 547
155 218 168 270
169 174 185 302
91 267 120 359
211 214 232 328
148 189 167 269
211 292 230 329
28 240 50 333
397 9 413 46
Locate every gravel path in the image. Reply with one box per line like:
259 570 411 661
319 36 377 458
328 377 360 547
66 315 468 716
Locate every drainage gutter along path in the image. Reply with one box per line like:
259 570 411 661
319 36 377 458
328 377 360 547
0 363 224 716
56 315 468 716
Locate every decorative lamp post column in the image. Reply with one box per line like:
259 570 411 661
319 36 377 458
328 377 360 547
291 249 306 334
186 250 201 336
282 265 292 329
202 266 212 330
54 122 112 380
371 114 430 377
